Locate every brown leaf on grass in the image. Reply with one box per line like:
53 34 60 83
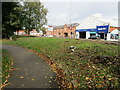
71 79 78 88
49 81 51 83
20 76 24 79
44 76 47 78
86 77 89 80
67 83 73 88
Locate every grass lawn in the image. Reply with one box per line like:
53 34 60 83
3 37 120 89
1 49 13 88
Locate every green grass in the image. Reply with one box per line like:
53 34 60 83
0 49 2 87
2 49 13 85
3 37 120 88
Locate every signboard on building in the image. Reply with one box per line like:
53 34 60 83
97 25 109 33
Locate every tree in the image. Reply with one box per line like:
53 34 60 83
20 1 48 34
2 2 22 39
2 1 48 38
41 27 46 34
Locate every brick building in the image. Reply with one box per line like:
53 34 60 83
14 29 43 36
15 30 26 35
46 25 54 36
46 23 79 38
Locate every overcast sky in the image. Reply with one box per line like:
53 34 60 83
41 0 119 25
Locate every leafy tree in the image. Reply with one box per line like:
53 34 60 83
2 1 48 38
2 2 22 39
20 1 48 34
41 27 46 34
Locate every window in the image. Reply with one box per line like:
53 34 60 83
58 33 61 36
90 33 96 36
115 34 119 39
110 34 119 39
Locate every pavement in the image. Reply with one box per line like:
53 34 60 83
2 44 58 88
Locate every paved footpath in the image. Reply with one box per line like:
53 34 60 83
2 45 58 88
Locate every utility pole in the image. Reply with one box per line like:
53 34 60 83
70 0 73 38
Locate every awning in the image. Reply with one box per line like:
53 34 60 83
90 32 96 34
76 28 97 32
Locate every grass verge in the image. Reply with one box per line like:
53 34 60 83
1 49 14 88
3 37 120 89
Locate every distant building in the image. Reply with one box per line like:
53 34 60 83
53 23 79 38
107 27 120 41
75 14 120 41
76 14 109 39
30 29 43 36
46 25 54 37
45 23 79 38
14 29 43 36
14 30 26 35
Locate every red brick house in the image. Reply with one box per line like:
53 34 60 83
15 29 43 36
52 23 79 38
46 25 54 36
15 30 26 35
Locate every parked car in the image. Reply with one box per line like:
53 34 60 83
88 36 98 39
42 35 53 37
47 35 53 37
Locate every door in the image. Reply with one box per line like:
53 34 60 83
79 32 86 38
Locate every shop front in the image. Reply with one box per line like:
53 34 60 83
96 25 109 40
107 29 119 41
76 29 97 39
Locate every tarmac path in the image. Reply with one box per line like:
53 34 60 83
2 44 58 88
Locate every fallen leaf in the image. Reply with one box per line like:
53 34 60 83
44 76 47 78
31 79 35 81
22 84 24 86
108 78 112 80
20 76 24 79
45 83 47 86
86 77 89 80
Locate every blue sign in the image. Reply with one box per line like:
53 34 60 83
96 25 109 33
76 25 109 34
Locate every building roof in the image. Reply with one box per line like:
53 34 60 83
53 25 64 29
17 30 25 32
53 23 79 29
76 14 118 29
109 27 120 32
76 14 110 29
111 29 120 34
66 23 80 27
